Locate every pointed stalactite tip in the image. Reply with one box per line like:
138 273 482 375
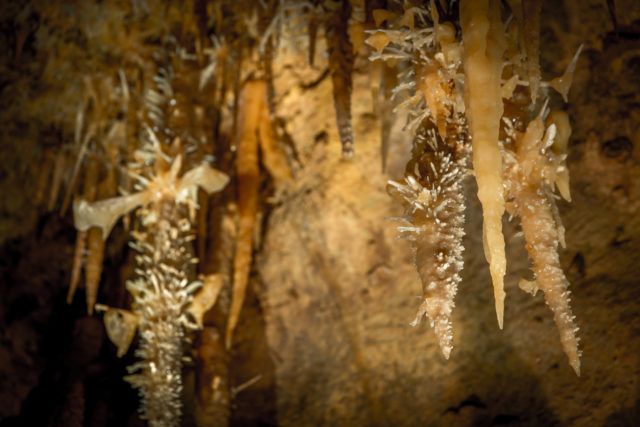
341 143 355 160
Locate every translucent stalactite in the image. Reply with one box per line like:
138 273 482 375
460 0 508 328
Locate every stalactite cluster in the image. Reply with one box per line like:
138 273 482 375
367 0 581 374
371 2 469 359
22 0 586 424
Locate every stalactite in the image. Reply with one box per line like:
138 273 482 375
84 170 119 315
48 149 67 212
325 0 356 159
83 227 105 316
226 80 261 350
504 110 581 375
307 1 320 66
19 2 593 423
460 0 508 328
226 77 291 350
550 44 583 102
62 23 231 422
365 0 395 172
35 151 55 206
388 126 467 359
371 1 469 359
123 183 199 426
522 0 541 103
378 63 397 172
74 150 229 424
368 0 581 371
67 154 99 305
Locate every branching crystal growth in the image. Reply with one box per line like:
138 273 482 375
388 130 466 359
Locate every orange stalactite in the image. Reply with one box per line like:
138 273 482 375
226 80 262 349
83 174 115 316
84 226 105 316
67 230 87 305
226 77 291 349
68 155 100 306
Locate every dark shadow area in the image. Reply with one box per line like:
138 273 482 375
0 215 142 426
229 277 278 426
604 397 640 426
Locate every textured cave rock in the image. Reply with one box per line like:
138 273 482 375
1 1 640 426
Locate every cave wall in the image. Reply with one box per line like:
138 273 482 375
256 3 640 423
